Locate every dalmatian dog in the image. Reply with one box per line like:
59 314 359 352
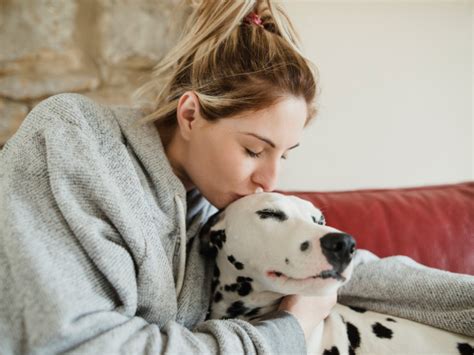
199 192 474 355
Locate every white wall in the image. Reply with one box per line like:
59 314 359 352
277 0 473 191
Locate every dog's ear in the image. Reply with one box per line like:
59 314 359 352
199 210 225 258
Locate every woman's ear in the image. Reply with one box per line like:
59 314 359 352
176 91 201 141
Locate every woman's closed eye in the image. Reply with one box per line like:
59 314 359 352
245 148 288 160
245 148 262 158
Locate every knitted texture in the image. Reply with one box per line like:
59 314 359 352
340 250 474 337
0 93 306 354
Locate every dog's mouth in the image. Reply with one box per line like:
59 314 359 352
267 269 346 282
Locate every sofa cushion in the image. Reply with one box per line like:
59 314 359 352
284 182 474 275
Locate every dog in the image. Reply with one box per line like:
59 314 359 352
199 192 474 355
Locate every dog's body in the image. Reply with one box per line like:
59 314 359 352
200 192 473 355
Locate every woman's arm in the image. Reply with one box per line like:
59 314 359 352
338 250 474 337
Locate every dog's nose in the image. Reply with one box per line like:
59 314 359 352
320 232 356 272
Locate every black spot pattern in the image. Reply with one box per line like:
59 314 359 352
349 305 367 313
227 254 245 270
214 265 220 278
312 214 325 225
372 322 393 339
386 317 397 322
346 321 361 354
226 301 249 318
285 258 289 265
246 307 261 317
213 291 223 303
457 343 474 355
224 276 253 296
323 346 340 355
198 211 224 257
256 208 288 221
211 265 220 293
210 230 226 249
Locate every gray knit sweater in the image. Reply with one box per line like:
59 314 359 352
0 94 473 354
0 93 305 354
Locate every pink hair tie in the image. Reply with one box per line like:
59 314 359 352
244 12 264 28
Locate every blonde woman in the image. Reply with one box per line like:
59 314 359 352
0 1 334 353
1 1 472 354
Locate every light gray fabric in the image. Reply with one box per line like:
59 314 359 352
339 250 474 337
0 93 306 354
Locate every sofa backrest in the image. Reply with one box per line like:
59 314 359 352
284 182 474 275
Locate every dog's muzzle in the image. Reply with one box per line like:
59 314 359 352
320 232 356 273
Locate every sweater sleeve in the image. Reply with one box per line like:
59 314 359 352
0 94 306 354
338 250 474 337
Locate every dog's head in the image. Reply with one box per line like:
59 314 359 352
200 192 356 296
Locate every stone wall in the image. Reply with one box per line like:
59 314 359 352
0 0 186 147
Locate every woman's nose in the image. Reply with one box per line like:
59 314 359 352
252 159 279 192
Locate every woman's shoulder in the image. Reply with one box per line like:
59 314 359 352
8 93 143 150
28 93 120 132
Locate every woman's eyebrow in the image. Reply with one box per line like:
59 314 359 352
240 132 300 150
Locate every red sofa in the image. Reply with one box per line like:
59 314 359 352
285 182 474 275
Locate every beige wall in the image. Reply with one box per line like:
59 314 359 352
0 0 186 147
277 0 473 191
1 0 471 191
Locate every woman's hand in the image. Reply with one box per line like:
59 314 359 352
278 292 338 340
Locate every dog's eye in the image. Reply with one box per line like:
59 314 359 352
256 209 288 222
312 215 326 225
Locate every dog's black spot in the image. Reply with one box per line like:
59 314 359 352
213 265 220 278
224 277 253 296
312 214 326 225
386 317 397 322
237 276 253 282
323 346 340 355
226 301 249 318
211 279 219 292
224 284 238 292
349 305 367 313
275 271 283 277
210 230 226 249
246 307 261 317
256 208 288 222
213 291 223 303
211 265 221 292
285 258 289 264
372 322 393 339
457 343 474 355
238 282 252 296
346 321 361 351
227 255 245 270
199 211 224 257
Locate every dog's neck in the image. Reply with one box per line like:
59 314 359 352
209 255 284 321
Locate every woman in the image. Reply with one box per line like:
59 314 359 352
0 1 335 353
1 1 472 354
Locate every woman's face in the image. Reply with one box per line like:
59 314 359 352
171 92 307 209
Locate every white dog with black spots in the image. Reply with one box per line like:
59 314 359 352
199 192 474 355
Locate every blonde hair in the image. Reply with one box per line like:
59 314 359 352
133 0 319 147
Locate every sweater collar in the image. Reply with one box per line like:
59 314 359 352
110 106 187 205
